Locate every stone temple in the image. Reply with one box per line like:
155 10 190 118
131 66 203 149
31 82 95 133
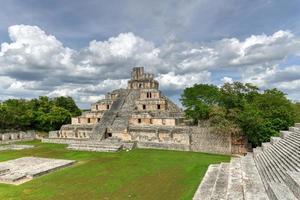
45 67 245 154
60 66 184 141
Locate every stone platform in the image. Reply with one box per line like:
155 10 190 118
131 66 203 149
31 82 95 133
0 157 76 185
0 144 34 151
42 138 136 152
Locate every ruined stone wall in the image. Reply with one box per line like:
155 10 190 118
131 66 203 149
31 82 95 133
107 125 233 154
190 127 231 154
126 127 191 151
56 125 93 139
58 129 91 139
0 130 35 144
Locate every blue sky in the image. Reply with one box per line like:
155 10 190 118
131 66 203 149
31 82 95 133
0 0 300 108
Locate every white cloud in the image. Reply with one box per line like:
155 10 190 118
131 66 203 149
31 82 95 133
221 76 233 84
157 71 211 92
0 24 300 107
241 65 300 101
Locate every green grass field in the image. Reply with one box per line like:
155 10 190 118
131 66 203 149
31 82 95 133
0 141 230 200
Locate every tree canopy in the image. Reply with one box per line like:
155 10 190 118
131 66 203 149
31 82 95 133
181 82 298 146
0 96 81 132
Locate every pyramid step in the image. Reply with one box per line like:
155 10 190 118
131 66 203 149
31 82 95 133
192 164 221 200
122 142 136 150
257 152 278 182
210 163 230 200
275 142 300 168
227 158 243 200
286 134 300 146
276 143 299 155
263 151 284 182
261 148 286 182
242 153 269 200
255 154 272 183
68 143 122 149
270 137 281 145
254 155 270 189
275 140 300 161
294 123 300 128
285 171 300 199
286 131 300 140
267 182 297 200
67 146 120 152
253 147 263 157
262 142 272 151
268 143 300 172
67 143 122 152
289 127 300 132
269 147 299 174
279 131 293 139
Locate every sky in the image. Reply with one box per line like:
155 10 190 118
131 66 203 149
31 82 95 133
0 0 300 108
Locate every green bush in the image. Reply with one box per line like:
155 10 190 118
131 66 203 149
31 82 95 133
0 96 81 132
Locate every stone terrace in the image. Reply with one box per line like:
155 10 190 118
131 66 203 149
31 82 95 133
0 157 76 185
193 123 300 200
0 144 34 151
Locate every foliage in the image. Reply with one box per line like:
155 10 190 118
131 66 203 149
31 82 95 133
292 102 300 122
0 96 81 132
181 84 220 123
181 82 297 146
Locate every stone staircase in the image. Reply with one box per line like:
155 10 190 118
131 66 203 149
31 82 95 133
58 90 140 153
253 124 300 200
90 90 129 140
193 123 300 200
193 154 269 200
66 139 136 152
67 140 123 152
110 90 140 133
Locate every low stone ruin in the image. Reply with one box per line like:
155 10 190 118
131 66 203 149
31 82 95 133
0 130 35 144
0 157 76 185
0 144 34 151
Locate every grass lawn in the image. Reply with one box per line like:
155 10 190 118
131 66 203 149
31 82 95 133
0 140 230 200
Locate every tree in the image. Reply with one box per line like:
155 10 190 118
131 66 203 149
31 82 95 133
0 96 81 132
181 82 296 146
181 84 220 124
292 102 300 122
252 89 295 131
53 96 81 117
220 82 259 110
